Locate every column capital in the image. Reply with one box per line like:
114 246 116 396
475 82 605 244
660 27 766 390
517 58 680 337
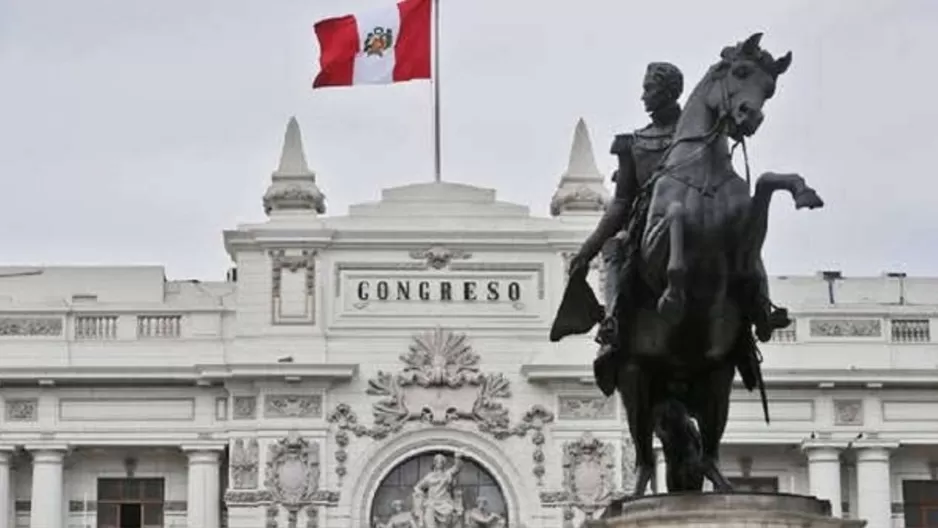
801 439 848 455
854 441 899 462
183 447 223 465
24 445 68 463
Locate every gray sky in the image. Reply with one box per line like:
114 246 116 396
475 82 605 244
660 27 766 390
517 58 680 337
1 0 935 280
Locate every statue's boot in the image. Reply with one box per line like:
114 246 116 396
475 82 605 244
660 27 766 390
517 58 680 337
593 344 618 397
753 300 791 342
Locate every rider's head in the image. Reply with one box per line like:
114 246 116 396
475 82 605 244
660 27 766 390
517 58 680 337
642 62 684 113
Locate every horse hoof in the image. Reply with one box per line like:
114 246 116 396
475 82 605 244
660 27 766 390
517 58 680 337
657 293 685 324
795 188 824 209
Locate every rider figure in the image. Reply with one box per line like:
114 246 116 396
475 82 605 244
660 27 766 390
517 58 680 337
569 62 789 397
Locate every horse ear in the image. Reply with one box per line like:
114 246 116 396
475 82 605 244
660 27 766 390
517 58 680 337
741 32 763 54
774 51 792 76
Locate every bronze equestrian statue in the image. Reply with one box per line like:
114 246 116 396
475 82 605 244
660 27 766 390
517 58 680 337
551 33 823 495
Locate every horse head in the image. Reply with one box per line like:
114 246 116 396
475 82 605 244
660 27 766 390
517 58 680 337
705 33 792 141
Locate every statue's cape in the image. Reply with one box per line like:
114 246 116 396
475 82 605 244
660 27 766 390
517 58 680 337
549 273 604 342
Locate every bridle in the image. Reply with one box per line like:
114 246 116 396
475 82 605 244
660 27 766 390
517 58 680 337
641 71 753 198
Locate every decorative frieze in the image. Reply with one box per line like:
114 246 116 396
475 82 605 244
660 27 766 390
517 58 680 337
233 396 258 420
0 317 62 336
5 398 38 422
327 327 555 482
264 394 322 419
558 395 616 420
834 399 864 426
270 249 317 325
231 438 260 489
809 318 882 338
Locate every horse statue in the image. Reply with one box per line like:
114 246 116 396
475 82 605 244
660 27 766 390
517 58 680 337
610 33 824 495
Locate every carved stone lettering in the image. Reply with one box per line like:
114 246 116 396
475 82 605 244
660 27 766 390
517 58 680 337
810 318 882 338
0 317 63 336
558 396 616 420
233 396 257 420
265 395 322 418
231 438 260 489
5 398 38 422
834 399 864 426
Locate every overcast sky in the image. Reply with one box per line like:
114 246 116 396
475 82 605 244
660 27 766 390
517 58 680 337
1 0 935 280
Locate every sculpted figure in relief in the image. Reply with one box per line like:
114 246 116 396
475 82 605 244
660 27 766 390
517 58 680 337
412 452 464 528
375 500 419 528
464 497 504 528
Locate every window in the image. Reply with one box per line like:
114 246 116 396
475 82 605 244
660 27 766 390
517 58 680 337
371 451 507 527
729 476 779 493
904 480 938 527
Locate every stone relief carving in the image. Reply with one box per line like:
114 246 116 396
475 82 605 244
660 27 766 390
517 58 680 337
265 395 322 418
233 396 258 420
620 437 637 494
305 505 319 528
0 317 63 336
809 318 882 338
539 433 616 523
255 432 339 528
557 396 616 420
5 398 38 422
326 327 555 483
231 438 260 489
408 246 472 270
270 249 317 325
834 399 864 426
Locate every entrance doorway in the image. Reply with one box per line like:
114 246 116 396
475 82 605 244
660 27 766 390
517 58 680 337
97 478 164 528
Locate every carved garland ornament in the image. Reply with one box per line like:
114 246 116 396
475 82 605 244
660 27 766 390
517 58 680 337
230 438 260 489
326 327 555 483
540 433 616 524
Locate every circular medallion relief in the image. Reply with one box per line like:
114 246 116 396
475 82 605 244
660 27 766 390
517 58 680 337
371 450 508 528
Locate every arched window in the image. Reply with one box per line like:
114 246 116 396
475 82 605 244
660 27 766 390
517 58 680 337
371 450 508 526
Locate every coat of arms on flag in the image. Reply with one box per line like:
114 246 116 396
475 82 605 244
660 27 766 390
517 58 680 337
312 0 431 88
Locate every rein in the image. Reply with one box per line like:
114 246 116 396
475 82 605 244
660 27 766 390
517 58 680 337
644 75 753 197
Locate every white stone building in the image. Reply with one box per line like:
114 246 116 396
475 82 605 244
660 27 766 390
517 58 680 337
0 117 935 528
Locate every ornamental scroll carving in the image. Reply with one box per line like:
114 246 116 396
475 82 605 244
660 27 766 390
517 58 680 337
408 245 472 270
539 433 616 525
326 327 555 483
231 438 259 489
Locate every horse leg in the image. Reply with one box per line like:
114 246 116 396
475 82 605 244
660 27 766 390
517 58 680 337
692 363 736 492
745 172 824 256
739 173 823 341
651 202 687 324
619 361 656 497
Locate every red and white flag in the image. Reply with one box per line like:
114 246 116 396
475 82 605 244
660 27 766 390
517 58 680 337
312 0 431 88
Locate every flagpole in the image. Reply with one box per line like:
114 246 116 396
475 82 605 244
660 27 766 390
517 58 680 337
431 0 442 183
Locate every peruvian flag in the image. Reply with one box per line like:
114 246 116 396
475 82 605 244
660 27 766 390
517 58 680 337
312 0 432 88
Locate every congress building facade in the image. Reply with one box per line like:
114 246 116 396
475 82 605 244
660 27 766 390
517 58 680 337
0 117 935 528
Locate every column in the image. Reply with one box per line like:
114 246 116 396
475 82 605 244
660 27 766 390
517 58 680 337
186 449 221 528
0 450 11 528
855 444 895 528
28 448 65 528
654 446 668 493
802 441 844 517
